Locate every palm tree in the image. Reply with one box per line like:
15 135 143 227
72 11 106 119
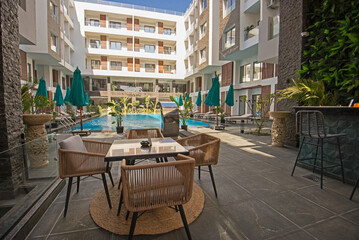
144 95 152 114
119 97 131 114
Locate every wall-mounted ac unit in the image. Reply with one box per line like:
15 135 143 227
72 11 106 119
267 0 279 9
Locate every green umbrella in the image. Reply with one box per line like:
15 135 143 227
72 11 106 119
85 93 90 105
179 95 183 106
35 78 48 98
196 91 202 106
53 84 64 107
174 96 178 103
204 76 220 107
204 76 221 125
64 87 71 105
69 68 86 130
225 84 234 107
185 93 190 102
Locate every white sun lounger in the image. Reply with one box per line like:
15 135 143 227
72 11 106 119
225 114 253 123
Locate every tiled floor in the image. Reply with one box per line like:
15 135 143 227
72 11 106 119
26 127 359 240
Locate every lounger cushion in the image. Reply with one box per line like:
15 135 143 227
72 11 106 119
59 135 87 152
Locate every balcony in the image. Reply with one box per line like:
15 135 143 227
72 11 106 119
243 0 260 13
243 26 259 49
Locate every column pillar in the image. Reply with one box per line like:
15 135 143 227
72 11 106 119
0 0 25 199
277 0 309 146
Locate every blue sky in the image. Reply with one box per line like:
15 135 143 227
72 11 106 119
106 0 193 13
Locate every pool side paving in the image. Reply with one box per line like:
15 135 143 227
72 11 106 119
26 127 359 240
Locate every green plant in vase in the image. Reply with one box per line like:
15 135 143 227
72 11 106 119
170 93 192 130
104 100 124 134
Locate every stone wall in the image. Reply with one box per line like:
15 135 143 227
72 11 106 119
277 0 309 146
0 0 26 199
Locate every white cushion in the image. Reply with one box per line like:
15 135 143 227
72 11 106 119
59 135 87 152
184 146 195 150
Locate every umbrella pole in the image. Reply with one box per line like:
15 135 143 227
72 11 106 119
80 107 83 131
216 107 218 126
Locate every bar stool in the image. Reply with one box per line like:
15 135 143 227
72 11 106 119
350 174 359 200
291 110 345 189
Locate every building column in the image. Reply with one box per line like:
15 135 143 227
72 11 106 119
89 77 93 91
107 77 111 102
277 0 309 146
0 0 26 199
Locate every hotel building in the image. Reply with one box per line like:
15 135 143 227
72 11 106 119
19 0 280 116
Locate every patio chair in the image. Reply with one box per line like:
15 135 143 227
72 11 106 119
350 175 359 200
291 110 345 189
59 135 113 217
120 154 195 240
127 128 164 139
176 133 220 197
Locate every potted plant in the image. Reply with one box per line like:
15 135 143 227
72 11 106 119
217 102 226 124
21 81 52 168
170 94 192 131
244 24 255 39
105 100 124 134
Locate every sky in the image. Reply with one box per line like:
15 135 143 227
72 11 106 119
106 0 193 13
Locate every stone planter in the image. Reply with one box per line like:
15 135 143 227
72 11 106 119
23 114 52 168
269 111 291 147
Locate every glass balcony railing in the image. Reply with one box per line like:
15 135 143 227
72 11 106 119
244 26 259 41
0 134 59 239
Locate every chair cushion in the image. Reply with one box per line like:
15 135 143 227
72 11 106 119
59 135 87 152
184 146 195 150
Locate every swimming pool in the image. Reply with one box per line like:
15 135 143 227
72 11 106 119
71 114 210 131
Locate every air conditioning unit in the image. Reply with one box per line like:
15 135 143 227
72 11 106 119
267 0 279 9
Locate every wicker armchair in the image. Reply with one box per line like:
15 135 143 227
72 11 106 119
176 133 220 197
127 128 164 139
120 154 195 240
59 138 113 217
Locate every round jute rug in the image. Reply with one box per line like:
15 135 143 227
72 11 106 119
90 182 205 236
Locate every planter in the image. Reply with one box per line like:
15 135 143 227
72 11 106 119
23 114 52 168
51 122 58 128
220 118 226 124
116 126 124 134
181 125 188 131
269 111 291 147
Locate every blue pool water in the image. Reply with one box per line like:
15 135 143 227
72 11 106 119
71 114 210 131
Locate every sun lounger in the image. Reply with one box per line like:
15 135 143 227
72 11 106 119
225 114 253 123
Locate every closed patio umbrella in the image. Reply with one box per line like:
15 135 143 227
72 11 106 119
35 78 48 98
85 93 90 105
179 95 183 106
64 87 71 105
204 76 220 125
69 68 86 130
196 91 202 107
185 93 189 102
174 96 178 103
53 84 64 107
225 84 234 107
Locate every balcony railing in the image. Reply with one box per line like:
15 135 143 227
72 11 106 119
244 26 259 41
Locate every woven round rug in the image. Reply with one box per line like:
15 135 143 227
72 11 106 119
90 181 205 236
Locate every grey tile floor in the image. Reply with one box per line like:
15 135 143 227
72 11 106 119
26 128 359 240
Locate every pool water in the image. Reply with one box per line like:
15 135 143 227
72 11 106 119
71 114 210 131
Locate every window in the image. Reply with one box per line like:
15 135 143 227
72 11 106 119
200 48 207 63
158 82 170 92
89 39 100 48
200 0 207 13
50 33 58 52
50 1 58 23
144 25 155 33
173 83 186 93
224 27 235 49
223 0 235 17
110 41 122 50
240 64 251 83
164 46 171 54
88 19 100 27
110 61 122 70
164 65 172 73
200 22 207 39
253 62 262 81
269 15 280 39
92 78 107 91
164 28 172 35
252 94 261 116
145 45 155 53
145 64 155 72
109 21 121 29
91 60 101 69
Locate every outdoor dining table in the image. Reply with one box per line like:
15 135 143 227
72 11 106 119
104 137 189 171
